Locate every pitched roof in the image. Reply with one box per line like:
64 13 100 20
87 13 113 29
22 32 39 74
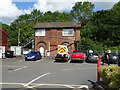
34 22 81 29
0 28 9 37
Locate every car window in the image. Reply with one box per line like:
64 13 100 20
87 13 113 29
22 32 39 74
73 51 83 53
88 53 98 56
29 51 37 54
108 53 117 57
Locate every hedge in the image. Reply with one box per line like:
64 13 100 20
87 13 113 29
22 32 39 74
99 65 120 89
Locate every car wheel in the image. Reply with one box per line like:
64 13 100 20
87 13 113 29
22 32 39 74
81 60 84 63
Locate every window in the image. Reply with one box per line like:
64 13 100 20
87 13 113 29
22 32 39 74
62 29 74 36
35 29 45 36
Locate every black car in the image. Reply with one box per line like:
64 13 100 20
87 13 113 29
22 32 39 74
118 53 120 66
85 53 99 63
101 53 119 64
54 53 70 62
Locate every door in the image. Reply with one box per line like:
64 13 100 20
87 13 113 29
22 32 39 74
40 46 44 56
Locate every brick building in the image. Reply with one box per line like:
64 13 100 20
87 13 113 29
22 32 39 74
33 22 81 56
0 28 9 50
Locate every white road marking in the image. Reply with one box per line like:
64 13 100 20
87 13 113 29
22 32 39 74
8 66 28 73
78 85 89 90
36 60 41 62
62 67 95 71
75 64 83 65
1 65 25 67
20 60 23 62
0 82 89 89
14 66 28 71
24 72 51 87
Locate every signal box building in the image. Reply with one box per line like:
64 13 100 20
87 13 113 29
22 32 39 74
34 22 81 56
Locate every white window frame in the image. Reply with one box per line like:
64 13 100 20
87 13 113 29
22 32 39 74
35 29 45 36
62 29 74 36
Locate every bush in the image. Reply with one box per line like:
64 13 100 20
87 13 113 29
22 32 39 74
99 65 120 89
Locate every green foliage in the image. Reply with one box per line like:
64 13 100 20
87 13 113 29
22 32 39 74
1 1 120 50
70 1 94 25
99 65 120 89
90 2 120 47
78 37 103 50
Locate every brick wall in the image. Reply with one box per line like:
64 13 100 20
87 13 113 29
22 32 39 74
35 28 80 56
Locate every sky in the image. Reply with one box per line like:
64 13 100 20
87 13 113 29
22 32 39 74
0 0 119 24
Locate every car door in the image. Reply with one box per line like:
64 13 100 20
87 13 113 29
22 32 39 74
37 52 41 59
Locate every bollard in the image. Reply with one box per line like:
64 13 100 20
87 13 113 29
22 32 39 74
97 59 101 82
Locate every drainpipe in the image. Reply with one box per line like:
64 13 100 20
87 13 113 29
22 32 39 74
49 41 50 56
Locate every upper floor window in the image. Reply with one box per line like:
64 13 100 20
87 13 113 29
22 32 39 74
35 29 45 36
62 29 74 36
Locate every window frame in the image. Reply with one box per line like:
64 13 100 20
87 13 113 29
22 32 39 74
62 29 74 36
35 29 46 36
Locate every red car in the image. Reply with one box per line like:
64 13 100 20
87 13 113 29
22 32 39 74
70 50 85 63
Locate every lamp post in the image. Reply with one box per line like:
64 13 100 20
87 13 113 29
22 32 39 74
18 28 20 46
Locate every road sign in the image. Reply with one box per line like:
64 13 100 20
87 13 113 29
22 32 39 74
58 45 68 54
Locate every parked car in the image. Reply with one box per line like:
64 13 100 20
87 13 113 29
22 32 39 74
101 53 119 64
70 50 84 63
118 53 120 66
25 51 42 61
54 53 70 62
85 53 100 63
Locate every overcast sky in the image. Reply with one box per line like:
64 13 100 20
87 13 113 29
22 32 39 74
0 0 119 24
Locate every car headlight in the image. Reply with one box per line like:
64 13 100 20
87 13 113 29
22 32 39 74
31 56 35 58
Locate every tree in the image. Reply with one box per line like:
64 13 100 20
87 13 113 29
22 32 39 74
70 1 94 25
91 1 120 47
56 12 73 22
9 9 43 46
6 9 73 46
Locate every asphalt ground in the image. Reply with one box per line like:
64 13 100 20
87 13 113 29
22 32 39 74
1 57 118 90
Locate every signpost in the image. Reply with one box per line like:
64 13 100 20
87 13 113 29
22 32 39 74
58 45 68 54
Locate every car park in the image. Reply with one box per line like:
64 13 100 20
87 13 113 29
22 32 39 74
70 50 84 63
85 53 100 63
25 51 42 61
54 53 70 62
101 53 119 64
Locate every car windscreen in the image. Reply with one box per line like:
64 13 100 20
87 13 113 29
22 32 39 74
73 51 83 53
88 53 98 56
28 52 37 54
108 53 117 57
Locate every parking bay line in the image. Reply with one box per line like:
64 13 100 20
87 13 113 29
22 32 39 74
8 66 28 72
36 60 42 62
24 72 51 87
14 66 28 71
62 67 95 71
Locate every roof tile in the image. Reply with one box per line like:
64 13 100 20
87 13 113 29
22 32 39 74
34 22 81 28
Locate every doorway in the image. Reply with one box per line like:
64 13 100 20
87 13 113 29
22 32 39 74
40 46 44 56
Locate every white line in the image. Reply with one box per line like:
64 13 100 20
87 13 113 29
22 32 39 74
1 65 25 67
78 85 89 90
36 60 41 62
62 67 95 71
24 72 50 87
20 60 23 62
14 66 28 71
